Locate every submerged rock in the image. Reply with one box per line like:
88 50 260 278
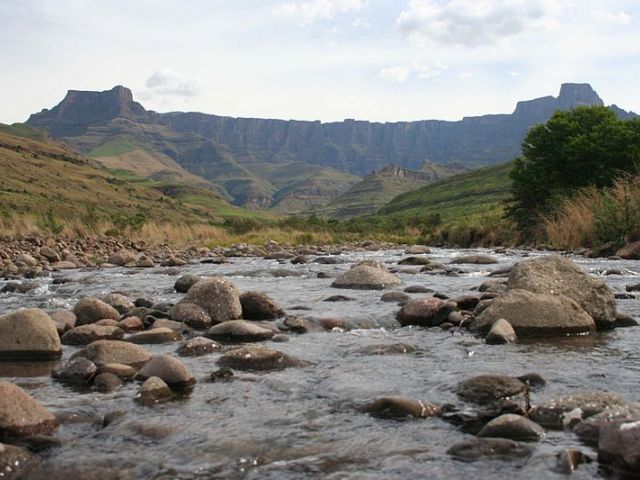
555 448 592 474
177 337 221 357
450 255 498 265
135 376 173 405
217 346 306 371
80 340 151 368
365 396 440 419
167 303 211 329
356 343 416 355
61 324 124 345
0 442 33 478
396 298 454 327
52 357 97 385
0 308 62 360
477 414 545 441
455 375 527 405
447 437 533 461
137 355 196 388
485 318 517 344
205 320 275 343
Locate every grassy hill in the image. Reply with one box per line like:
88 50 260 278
0 124 271 237
378 162 514 224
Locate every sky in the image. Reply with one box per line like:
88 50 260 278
1 0 639 124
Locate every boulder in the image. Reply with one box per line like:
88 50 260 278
398 256 431 265
0 442 34 477
530 391 632 429
447 438 533 461
380 292 410 303
217 346 306 371
205 320 275 343
404 245 431 254
135 376 173 405
180 277 242 323
49 309 76 334
101 293 134 314
117 316 144 333
93 372 123 392
52 357 97 385
574 405 640 446
240 291 284 320
477 414 545 441
396 298 454 327
555 449 592 474
137 355 196 388
177 337 221 357
97 363 137 381
126 327 181 344
1 281 38 293
174 274 201 293
364 396 440 419
0 381 58 437
73 298 120 326
39 246 60 262
485 318 517 344
80 340 151 368
107 249 138 266
616 241 640 260
598 420 640 475
0 308 61 360
455 375 527 405
61 325 124 345
507 256 616 329
474 289 595 337
331 265 401 290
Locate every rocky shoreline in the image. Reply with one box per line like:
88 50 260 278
1 246 639 477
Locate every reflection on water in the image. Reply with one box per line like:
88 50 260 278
0 247 638 479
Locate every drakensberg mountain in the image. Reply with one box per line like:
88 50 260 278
26 83 636 213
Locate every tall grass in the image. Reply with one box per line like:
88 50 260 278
544 174 640 250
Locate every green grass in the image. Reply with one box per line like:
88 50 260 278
0 123 49 141
379 161 514 224
88 139 138 157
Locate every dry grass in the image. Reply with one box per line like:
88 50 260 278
544 174 640 249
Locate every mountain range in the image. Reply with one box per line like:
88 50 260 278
25 82 636 215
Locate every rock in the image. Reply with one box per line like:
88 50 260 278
73 298 120 326
80 340 151 368
507 256 616 330
217 346 306 371
555 449 592 474
135 376 173 405
126 327 181 344
290 255 309 264
205 320 275 343
598 419 640 474
208 367 234 382
365 396 440 419
380 292 410 303
613 312 639 328
282 316 324 334
626 283 640 292
478 279 507 293
137 355 195 388
0 442 33 478
396 298 454 327
1 281 38 293
485 319 517 344
453 295 480 310
323 295 353 302
107 249 138 266
51 261 77 270
180 277 242 323
0 381 58 437
404 285 432 293
477 414 545 441
473 289 595 337
240 291 284 320
573 405 640 446
150 318 190 335
0 308 62 360
331 265 401 290
455 375 527 405
167 303 211 329
405 245 431 254
161 256 187 267
93 372 123 392
419 262 447 272
616 240 640 259
97 363 137 381
117 316 144 333
14 254 38 267
530 391 632 429
174 274 201 293
49 309 76 334
52 357 97 385
101 293 134 314
447 438 533 461
94 319 119 327
61 325 124 345
135 256 155 267
177 337 221 357
357 343 416 355
398 256 431 265
450 255 498 265
39 246 60 262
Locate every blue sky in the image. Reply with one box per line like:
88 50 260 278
1 0 638 123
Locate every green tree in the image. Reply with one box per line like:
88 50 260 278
506 106 640 234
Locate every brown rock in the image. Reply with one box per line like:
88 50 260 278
137 355 195 388
0 308 62 360
0 381 58 437
73 298 120 326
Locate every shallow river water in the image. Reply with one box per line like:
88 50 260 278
1 247 639 479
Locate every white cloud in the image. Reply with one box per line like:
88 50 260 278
274 0 366 25
396 0 561 47
509 70 521 77
145 68 205 97
460 71 475 79
377 61 448 83
594 10 632 25
352 16 370 27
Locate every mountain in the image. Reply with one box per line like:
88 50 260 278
26 83 636 210
317 161 467 219
0 122 266 227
